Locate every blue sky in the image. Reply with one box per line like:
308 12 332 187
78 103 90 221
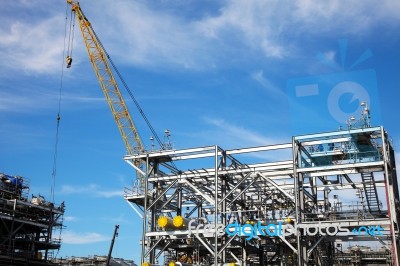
1 0 399 263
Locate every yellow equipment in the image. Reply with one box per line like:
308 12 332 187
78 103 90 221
172 215 187 228
66 1 145 182
157 216 175 230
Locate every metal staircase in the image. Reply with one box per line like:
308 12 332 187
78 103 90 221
314 241 333 266
361 172 381 213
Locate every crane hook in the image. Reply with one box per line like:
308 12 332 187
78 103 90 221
66 56 73 68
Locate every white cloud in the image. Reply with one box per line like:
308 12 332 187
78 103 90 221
62 231 108 244
202 118 291 161
64 216 79 222
0 16 64 75
293 0 400 32
195 0 286 58
324 51 336 61
95 0 216 70
0 90 46 112
99 0 399 68
204 117 289 146
2 0 399 74
59 184 123 198
0 89 103 114
206 118 270 145
102 213 130 224
251 70 285 97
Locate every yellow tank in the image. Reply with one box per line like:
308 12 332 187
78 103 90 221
173 215 186 228
157 216 175 230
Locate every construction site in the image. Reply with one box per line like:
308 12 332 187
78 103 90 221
1 1 399 266
124 121 400 266
0 174 65 265
2 124 398 266
70 1 400 265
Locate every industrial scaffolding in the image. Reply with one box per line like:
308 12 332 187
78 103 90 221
124 126 399 266
52 255 137 265
0 174 65 265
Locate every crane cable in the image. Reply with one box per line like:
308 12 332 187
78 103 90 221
51 4 73 257
91 29 163 147
103 45 181 172
50 2 70 203
93 32 182 172
66 6 75 57
91 24 180 172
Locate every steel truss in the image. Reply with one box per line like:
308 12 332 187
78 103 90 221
0 175 65 265
125 126 399 266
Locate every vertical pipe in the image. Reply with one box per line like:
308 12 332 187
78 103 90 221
259 246 265 266
299 176 307 263
381 127 399 266
150 160 160 263
293 138 307 265
221 151 227 263
241 193 246 224
177 189 182 216
242 242 247 266
214 145 219 266
323 189 329 217
141 155 149 265
45 205 54 261
150 180 158 263
198 203 203 218
8 199 16 258
292 137 300 266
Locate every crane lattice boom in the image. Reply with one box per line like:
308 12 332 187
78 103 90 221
67 1 145 157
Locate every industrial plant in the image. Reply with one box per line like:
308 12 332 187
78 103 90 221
2 1 397 265
64 0 399 264
0 174 65 265
124 122 399 266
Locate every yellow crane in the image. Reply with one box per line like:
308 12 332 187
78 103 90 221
66 0 146 182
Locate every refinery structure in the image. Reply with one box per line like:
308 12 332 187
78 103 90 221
124 123 400 266
3 1 392 266
67 1 400 264
0 174 65 265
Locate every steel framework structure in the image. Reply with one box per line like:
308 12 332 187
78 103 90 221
0 174 65 265
124 126 399 266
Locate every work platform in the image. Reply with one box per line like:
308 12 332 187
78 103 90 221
124 126 399 266
0 174 65 265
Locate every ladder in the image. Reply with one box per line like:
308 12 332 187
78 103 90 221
361 172 381 213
